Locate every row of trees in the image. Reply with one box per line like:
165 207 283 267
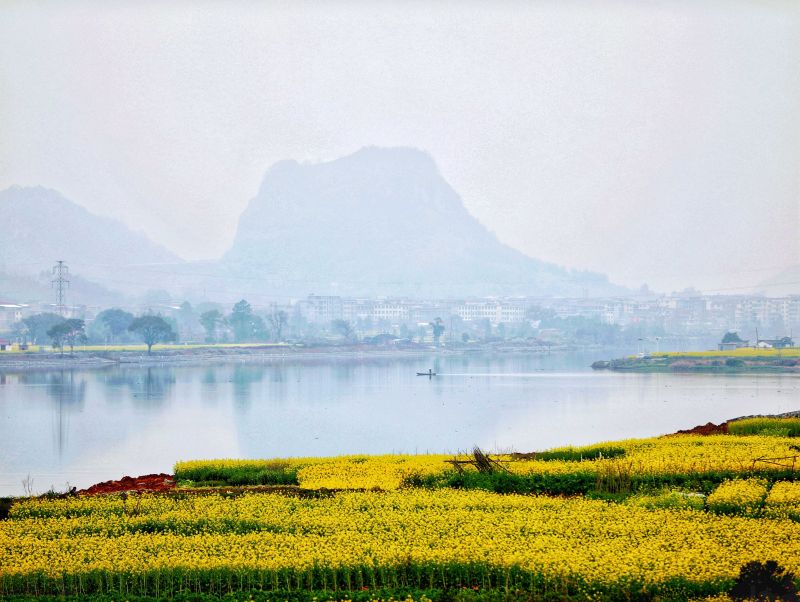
18 299 636 351
21 312 176 355
14 301 290 348
200 300 288 344
195 300 443 345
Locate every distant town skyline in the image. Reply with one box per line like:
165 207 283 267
1 0 798 294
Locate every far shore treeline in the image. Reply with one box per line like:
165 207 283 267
4 298 671 352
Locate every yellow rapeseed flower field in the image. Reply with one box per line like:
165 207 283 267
3 489 800 599
706 478 768 515
764 481 800 522
766 481 800 506
8 433 800 598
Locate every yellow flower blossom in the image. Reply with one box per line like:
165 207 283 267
2 489 799 598
706 479 767 515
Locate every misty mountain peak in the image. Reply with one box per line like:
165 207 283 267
348 145 438 168
259 147 438 191
225 148 618 297
261 158 301 178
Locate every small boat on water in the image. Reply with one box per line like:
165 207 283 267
416 369 436 377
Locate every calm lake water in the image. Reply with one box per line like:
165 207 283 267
1 350 799 496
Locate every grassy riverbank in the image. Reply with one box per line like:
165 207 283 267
0 341 576 372
0 342 294 354
593 348 800 373
0 343 446 372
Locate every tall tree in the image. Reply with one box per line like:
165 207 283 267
332 319 355 341
228 300 266 342
64 319 87 353
178 301 194 321
430 317 446 345
268 309 288 342
97 308 134 343
128 315 175 354
200 309 223 343
722 331 745 344
47 321 70 355
176 301 200 342
229 300 253 342
23 313 64 345
251 315 268 341
47 318 86 355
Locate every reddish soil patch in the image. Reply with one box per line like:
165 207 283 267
670 421 729 436
79 473 175 495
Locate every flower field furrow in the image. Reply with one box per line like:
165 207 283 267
3 490 800 598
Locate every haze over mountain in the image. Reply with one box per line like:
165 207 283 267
1 186 180 269
0 149 628 302
0 186 181 300
223 147 622 298
0 270 125 307
3 2 797 294
760 264 800 297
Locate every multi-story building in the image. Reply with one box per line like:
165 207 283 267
342 299 374 323
304 295 343 323
371 301 410 322
291 293 800 339
0 302 27 332
453 301 524 325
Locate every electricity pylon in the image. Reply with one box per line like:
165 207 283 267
52 260 70 316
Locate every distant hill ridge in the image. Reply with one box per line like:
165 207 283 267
0 186 180 270
1 148 624 299
0 186 182 300
223 146 621 296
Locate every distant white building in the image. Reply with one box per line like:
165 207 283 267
0 303 27 332
342 299 374 322
371 302 409 322
453 301 524 325
304 295 343 323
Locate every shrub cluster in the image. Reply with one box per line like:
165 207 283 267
175 461 300 487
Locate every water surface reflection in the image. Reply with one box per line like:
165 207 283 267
0 351 798 495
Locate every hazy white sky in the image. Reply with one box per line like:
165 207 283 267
1 0 798 293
